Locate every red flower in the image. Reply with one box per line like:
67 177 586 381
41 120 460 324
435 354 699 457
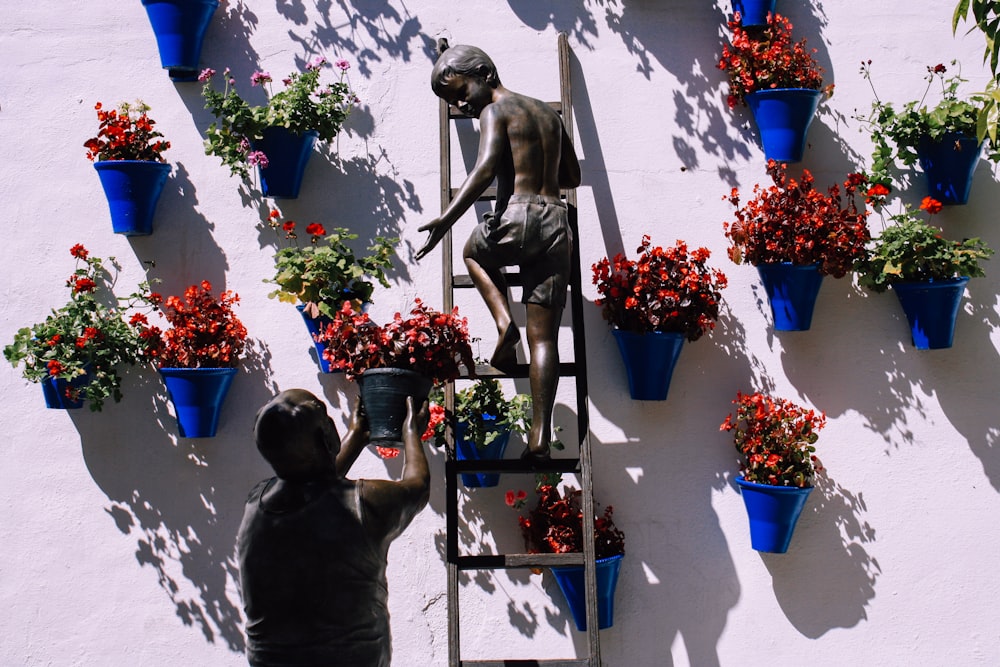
282 221 296 232
70 244 89 260
920 197 943 215
74 277 96 293
46 360 64 376
305 222 326 237
376 446 400 459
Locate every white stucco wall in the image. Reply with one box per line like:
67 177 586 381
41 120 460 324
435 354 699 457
3 1 999 665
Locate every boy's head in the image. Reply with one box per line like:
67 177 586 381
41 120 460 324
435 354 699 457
254 389 341 481
431 44 501 97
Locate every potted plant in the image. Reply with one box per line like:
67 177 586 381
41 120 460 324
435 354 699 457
724 160 871 330
4 245 147 411
592 235 728 400
264 211 397 372
731 0 777 27
141 0 219 82
718 12 833 162
508 476 626 631
720 390 825 553
134 281 248 437
84 101 172 236
857 60 1000 205
427 378 531 487
856 195 993 349
200 57 356 198
318 299 475 446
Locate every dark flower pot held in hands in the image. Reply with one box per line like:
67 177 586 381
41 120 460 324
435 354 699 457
357 368 433 448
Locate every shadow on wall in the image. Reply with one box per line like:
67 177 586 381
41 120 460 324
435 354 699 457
69 340 279 654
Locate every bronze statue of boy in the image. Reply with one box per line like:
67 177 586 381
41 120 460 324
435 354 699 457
416 43 581 460
237 390 430 667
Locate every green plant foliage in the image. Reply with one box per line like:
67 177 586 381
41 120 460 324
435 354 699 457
429 378 531 450
856 203 993 292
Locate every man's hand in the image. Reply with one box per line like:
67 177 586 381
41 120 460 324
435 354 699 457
402 396 431 442
415 218 448 261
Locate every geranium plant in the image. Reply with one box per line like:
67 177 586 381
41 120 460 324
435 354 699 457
724 160 871 276
592 236 727 340
200 57 356 179
856 196 993 292
318 299 474 383
720 391 825 488
4 244 148 411
717 12 832 109
856 60 1000 192
426 378 531 449
265 211 397 319
84 101 170 162
509 475 625 559
135 281 248 368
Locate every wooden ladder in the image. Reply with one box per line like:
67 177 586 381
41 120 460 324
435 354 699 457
438 33 602 666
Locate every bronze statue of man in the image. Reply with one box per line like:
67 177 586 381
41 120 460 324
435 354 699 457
416 43 581 460
237 390 430 667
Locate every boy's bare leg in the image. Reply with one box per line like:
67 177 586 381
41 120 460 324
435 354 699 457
464 254 520 372
523 302 561 460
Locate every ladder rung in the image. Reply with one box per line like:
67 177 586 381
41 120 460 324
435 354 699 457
454 552 584 570
449 101 562 120
447 459 581 475
460 659 592 666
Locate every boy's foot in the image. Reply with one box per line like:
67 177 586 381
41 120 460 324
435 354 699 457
490 323 520 373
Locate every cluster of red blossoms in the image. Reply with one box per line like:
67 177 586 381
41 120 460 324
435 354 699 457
593 236 728 341
720 391 825 488
135 281 247 368
83 101 170 163
724 161 871 277
516 485 625 559
718 13 830 108
318 299 474 383
267 210 327 242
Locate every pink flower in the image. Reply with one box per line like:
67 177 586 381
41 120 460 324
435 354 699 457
306 56 327 71
247 150 269 168
251 71 272 87
335 59 350 71
198 68 216 82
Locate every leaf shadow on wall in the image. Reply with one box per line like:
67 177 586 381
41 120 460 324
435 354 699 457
69 341 279 654
282 0 430 79
759 474 880 638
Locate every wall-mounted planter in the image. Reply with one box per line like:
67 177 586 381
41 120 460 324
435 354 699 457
736 477 813 553
916 133 982 205
41 371 92 410
251 127 319 199
454 420 511 488
141 0 220 82
891 277 969 350
297 305 335 373
756 263 824 331
93 160 171 236
550 554 624 631
745 88 822 163
732 0 776 26
160 367 237 438
611 329 685 401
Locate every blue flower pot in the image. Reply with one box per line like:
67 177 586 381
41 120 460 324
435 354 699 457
736 477 813 553
732 0 776 26
756 263 824 331
159 367 237 438
611 329 685 401
550 554 624 632
141 0 219 82
745 88 823 163
297 305 335 373
455 420 511 488
357 368 433 448
41 371 92 409
891 278 969 350
93 161 171 236
917 133 982 205
251 127 319 199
